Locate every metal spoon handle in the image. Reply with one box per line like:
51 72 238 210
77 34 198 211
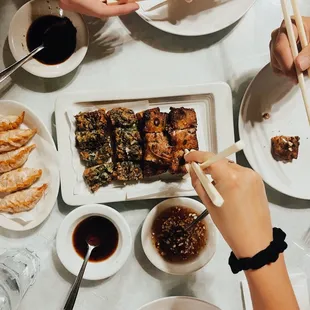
0 45 44 83
185 209 208 232
63 246 94 310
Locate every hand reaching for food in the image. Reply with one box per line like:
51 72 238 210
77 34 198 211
185 151 273 259
59 0 139 18
270 17 310 81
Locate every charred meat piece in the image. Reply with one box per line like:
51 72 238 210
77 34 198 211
75 129 110 151
115 127 142 161
114 161 143 181
137 108 168 133
271 136 300 162
79 144 112 167
170 150 187 175
75 109 108 131
144 132 173 164
107 107 137 128
83 163 114 192
168 107 197 130
143 161 168 178
169 128 199 151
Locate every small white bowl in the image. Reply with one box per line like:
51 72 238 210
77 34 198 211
8 0 89 78
141 198 217 275
56 204 132 281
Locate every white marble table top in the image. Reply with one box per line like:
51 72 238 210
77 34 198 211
1 0 310 309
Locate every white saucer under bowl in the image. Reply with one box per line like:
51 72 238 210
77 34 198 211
56 204 132 281
141 197 217 275
138 296 221 310
8 0 88 78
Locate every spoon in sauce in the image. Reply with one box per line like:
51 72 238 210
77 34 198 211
0 18 75 83
63 236 100 310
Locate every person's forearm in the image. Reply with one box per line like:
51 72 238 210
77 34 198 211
245 255 298 310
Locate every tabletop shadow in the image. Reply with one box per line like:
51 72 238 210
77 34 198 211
2 38 79 93
120 13 239 53
57 193 76 216
51 247 106 288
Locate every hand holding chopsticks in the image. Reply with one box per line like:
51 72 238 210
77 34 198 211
185 140 245 208
280 0 310 123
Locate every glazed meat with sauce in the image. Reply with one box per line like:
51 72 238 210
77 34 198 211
114 127 142 161
83 163 114 192
169 128 199 151
107 108 137 128
114 161 143 181
75 109 107 131
170 150 187 175
168 107 197 130
271 135 300 162
137 108 168 133
144 133 173 164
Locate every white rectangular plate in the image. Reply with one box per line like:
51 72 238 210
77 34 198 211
55 83 235 206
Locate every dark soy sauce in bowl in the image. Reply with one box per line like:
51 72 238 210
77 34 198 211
27 15 77 65
72 216 119 262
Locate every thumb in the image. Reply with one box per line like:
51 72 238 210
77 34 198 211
296 45 310 72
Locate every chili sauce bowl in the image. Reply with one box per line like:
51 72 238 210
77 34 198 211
141 197 217 275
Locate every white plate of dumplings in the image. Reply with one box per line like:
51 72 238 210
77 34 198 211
0 100 59 231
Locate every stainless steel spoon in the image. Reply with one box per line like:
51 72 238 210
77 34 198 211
63 236 100 310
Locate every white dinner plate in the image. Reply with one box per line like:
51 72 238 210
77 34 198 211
138 296 220 310
56 204 132 280
239 64 310 199
0 100 60 231
136 0 256 36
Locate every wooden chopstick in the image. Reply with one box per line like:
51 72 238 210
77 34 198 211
200 140 245 169
290 0 310 77
190 162 224 207
281 0 310 124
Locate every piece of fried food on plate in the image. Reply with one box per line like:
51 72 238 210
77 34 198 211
137 108 168 133
75 109 108 131
107 107 137 128
114 161 143 181
168 107 197 130
271 135 300 162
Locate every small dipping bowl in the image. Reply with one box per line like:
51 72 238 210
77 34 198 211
8 0 88 78
142 197 217 275
56 204 132 281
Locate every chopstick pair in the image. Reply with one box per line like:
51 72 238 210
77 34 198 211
185 140 245 208
280 0 310 124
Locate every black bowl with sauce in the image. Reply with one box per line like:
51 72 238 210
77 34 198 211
72 215 119 263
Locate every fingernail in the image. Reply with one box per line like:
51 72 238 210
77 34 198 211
297 56 310 71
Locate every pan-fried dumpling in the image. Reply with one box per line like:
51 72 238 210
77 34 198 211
0 128 37 153
0 112 25 131
0 144 36 173
0 183 47 213
0 168 42 193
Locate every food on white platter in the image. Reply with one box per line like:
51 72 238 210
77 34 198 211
0 111 25 131
0 168 42 194
0 144 36 173
0 184 47 213
0 128 37 153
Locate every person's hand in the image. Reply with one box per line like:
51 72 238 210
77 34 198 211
185 151 273 258
270 17 310 81
60 0 139 18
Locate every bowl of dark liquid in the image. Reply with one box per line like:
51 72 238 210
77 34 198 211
8 0 88 78
56 204 132 281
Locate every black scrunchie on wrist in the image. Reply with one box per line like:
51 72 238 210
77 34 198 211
228 228 288 274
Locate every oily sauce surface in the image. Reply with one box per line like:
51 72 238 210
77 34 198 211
152 206 207 263
26 15 76 65
73 216 119 262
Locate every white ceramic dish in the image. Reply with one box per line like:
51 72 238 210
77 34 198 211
136 0 256 36
56 204 132 281
8 0 89 78
0 100 59 231
138 296 220 310
55 83 235 206
141 197 217 275
239 64 310 199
